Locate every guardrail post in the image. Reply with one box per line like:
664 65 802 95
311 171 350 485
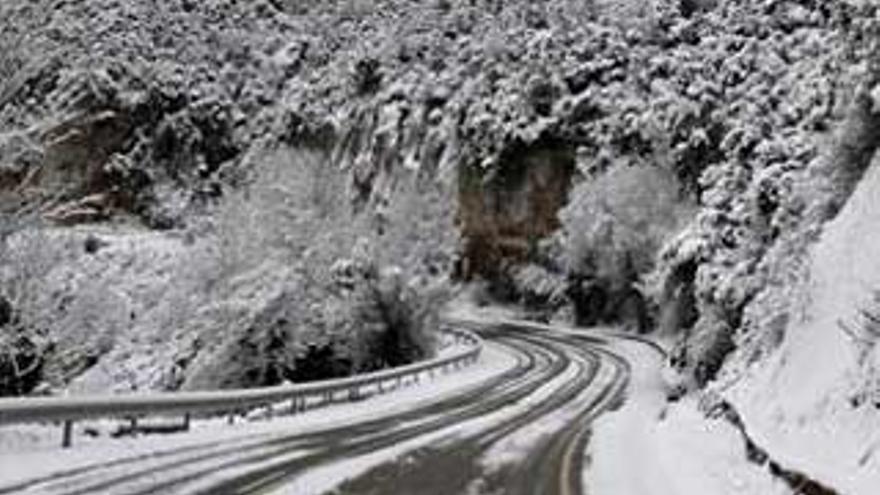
130 417 138 436
183 413 191 432
61 420 73 449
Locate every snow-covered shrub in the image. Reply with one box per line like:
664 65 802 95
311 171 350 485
559 164 694 329
374 175 458 280
0 226 64 396
512 263 567 316
0 224 127 395
0 215 149 395
176 149 359 387
346 175 458 368
332 252 436 372
178 147 452 388
204 149 350 282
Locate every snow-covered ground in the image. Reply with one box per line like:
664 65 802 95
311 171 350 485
585 339 790 495
0 339 516 487
722 159 880 495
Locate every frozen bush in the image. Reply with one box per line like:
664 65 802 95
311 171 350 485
513 263 567 314
332 245 436 371
0 225 60 395
559 164 694 328
179 147 452 388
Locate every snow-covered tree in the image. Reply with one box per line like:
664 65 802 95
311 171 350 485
0 222 61 395
559 164 694 329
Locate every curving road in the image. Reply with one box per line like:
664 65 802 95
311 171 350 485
0 321 638 495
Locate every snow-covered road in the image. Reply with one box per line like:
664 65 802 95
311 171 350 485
0 320 638 495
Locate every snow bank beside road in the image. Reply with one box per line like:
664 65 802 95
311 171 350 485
585 339 787 495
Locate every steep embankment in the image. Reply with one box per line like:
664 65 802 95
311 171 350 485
719 158 880 495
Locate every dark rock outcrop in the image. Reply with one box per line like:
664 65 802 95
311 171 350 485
457 141 575 285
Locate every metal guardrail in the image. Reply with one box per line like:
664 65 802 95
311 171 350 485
0 325 482 448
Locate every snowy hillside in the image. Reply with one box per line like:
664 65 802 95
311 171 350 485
722 157 880 495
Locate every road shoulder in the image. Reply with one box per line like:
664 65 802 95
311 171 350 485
583 338 790 495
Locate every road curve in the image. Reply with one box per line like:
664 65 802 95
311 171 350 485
0 321 635 495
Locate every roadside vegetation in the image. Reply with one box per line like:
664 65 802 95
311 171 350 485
1 0 880 404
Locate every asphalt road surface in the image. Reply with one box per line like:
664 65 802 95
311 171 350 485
0 321 636 495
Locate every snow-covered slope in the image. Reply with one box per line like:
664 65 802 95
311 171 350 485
588 339 789 495
726 158 880 494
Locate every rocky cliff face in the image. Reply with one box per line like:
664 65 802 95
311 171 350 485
457 142 574 285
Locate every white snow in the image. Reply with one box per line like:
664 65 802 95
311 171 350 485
585 339 788 495
723 159 880 495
